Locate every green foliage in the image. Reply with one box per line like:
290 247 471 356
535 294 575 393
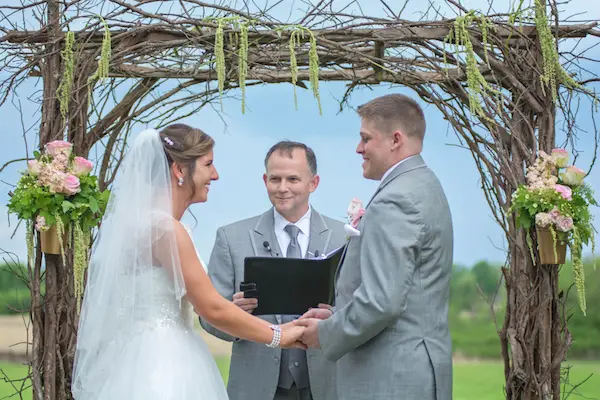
444 11 500 120
559 258 600 358
289 30 300 110
509 150 597 314
237 22 249 114
0 289 30 314
205 18 323 114
87 15 111 99
307 30 321 115
0 264 33 314
282 26 322 114
214 18 225 110
7 167 109 234
532 0 592 100
450 261 505 359
57 30 75 122
449 257 600 360
6 143 109 312
73 224 90 312
511 186 562 229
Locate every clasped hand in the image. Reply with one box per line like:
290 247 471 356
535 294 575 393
232 293 332 350
279 303 333 349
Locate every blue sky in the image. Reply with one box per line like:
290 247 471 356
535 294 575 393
0 0 599 267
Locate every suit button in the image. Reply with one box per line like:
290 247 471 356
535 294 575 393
294 362 299 367
273 357 279 363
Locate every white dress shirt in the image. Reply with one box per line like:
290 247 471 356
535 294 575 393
273 207 311 258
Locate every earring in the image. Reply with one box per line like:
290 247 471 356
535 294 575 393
177 177 184 186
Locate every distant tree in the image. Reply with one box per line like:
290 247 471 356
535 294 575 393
450 264 479 312
472 261 502 302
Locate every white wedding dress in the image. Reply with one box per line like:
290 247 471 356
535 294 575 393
75 228 229 399
72 129 230 399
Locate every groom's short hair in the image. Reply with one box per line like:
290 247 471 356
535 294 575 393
265 141 317 176
357 94 426 141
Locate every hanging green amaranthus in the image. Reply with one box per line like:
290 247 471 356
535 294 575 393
238 21 249 114
214 19 226 110
444 12 500 120
57 30 75 122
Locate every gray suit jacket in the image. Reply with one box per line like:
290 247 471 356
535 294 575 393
318 155 454 400
201 208 347 400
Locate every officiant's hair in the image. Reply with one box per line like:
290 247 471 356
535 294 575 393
159 123 215 196
357 94 426 141
264 141 317 176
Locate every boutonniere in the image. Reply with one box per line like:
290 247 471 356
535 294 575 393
344 198 364 237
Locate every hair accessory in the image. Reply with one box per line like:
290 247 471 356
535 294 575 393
163 136 174 146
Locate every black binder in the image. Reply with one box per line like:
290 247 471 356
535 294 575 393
240 244 346 315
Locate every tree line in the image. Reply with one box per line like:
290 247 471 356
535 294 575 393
1 258 598 359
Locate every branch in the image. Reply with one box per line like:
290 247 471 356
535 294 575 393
86 77 159 149
0 157 28 174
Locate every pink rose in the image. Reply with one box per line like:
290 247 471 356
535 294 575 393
27 160 40 176
549 207 561 220
554 184 572 200
63 174 81 195
347 198 363 216
560 166 585 186
45 140 73 157
72 156 93 176
350 208 365 228
556 215 574 232
551 148 569 168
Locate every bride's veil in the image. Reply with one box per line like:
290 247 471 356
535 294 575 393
71 128 185 395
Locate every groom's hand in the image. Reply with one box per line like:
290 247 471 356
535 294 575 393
294 318 321 348
300 304 332 320
232 291 258 313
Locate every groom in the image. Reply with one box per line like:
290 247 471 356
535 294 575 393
201 141 346 400
296 94 454 400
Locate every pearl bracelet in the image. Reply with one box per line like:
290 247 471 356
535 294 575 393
266 325 281 348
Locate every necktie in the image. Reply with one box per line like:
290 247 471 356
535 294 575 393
280 223 308 390
284 224 302 258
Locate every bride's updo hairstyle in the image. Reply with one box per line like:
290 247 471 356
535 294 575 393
159 123 215 197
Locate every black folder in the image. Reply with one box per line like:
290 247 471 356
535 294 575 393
240 244 346 315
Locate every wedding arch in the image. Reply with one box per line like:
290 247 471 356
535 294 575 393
1 0 598 399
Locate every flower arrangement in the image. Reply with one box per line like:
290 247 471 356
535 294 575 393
7 140 109 310
510 148 597 314
344 198 364 238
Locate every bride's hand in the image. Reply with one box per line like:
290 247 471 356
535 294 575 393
279 322 307 350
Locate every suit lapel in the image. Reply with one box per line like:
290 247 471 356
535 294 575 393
307 210 332 257
249 209 282 258
334 156 426 284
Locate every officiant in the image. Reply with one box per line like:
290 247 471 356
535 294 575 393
200 141 346 400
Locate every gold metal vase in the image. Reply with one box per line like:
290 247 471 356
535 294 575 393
536 227 567 265
40 224 63 255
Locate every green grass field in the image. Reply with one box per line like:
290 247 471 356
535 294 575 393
1 359 599 399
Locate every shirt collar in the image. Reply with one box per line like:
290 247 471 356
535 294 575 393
380 155 417 183
273 206 312 236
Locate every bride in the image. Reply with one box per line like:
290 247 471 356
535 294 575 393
71 124 306 399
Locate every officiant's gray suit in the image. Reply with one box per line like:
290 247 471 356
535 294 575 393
201 208 346 400
318 155 454 400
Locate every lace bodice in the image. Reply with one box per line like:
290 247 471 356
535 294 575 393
126 223 204 332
